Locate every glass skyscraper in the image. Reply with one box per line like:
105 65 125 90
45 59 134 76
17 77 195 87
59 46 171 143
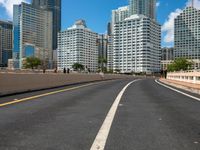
13 2 53 69
174 6 200 68
0 20 13 67
32 0 61 50
129 0 156 20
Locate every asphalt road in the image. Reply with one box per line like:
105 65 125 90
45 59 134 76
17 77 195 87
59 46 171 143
0 78 200 150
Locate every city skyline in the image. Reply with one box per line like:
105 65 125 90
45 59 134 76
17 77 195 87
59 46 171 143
0 0 199 48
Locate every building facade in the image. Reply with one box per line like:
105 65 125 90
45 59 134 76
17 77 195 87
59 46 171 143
32 0 61 50
113 15 161 73
161 47 174 70
174 6 200 69
107 35 114 71
13 2 53 69
57 20 98 72
129 0 156 20
112 6 129 24
161 47 174 61
0 20 13 67
97 34 108 70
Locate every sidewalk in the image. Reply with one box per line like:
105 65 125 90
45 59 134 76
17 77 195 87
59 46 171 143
160 78 200 95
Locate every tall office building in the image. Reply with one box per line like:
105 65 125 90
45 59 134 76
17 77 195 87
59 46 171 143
13 2 52 69
107 22 112 36
113 15 161 73
0 20 13 67
97 34 108 68
161 47 174 61
129 0 156 20
161 47 174 70
174 6 200 68
32 0 61 50
57 20 98 72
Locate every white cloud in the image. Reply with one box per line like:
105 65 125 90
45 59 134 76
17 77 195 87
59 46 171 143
0 0 29 19
156 2 160 7
162 8 182 43
162 0 200 44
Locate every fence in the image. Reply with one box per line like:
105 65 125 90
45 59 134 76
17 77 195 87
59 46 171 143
167 70 200 84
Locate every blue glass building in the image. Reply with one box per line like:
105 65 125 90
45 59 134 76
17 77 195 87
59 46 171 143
13 2 53 69
0 20 13 67
32 0 61 50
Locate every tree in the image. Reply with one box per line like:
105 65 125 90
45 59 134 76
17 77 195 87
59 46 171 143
167 58 193 72
23 57 41 70
98 57 107 72
72 63 84 71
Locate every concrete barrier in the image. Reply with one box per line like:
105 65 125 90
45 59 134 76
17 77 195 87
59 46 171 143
160 78 200 95
0 73 131 96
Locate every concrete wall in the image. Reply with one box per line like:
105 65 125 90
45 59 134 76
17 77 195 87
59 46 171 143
0 73 130 96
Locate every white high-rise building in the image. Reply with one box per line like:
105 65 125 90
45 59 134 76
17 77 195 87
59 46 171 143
57 20 98 72
113 15 161 73
112 6 129 24
111 0 161 73
174 6 200 68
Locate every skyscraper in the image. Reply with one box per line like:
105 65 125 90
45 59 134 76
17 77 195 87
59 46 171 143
174 6 200 68
57 20 98 72
13 2 52 69
111 0 161 73
32 0 61 50
129 0 156 20
113 15 161 73
112 6 129 24
0 20 13 67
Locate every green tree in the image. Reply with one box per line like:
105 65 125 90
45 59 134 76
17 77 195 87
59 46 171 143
167 58 193 72
23 57 41 70
72 63 84 71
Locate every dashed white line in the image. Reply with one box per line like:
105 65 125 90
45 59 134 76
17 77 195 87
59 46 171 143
90 79 141 150
155 80 200 102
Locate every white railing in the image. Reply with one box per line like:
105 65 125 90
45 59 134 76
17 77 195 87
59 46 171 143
167 70 200 84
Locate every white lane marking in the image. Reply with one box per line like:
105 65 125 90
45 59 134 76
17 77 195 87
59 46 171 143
155 80 200 102
90 79 141 150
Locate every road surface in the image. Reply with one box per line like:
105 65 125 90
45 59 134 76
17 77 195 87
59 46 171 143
0 78 199 150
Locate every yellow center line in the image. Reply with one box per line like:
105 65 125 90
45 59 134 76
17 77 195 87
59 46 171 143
0 82 97 107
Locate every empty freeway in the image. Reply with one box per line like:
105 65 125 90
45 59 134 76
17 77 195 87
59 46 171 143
0 78 200 150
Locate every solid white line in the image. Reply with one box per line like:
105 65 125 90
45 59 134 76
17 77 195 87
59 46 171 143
90 79 140 150
155 80 200 102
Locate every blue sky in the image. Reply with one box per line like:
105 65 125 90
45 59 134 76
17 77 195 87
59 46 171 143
0 0 198 47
